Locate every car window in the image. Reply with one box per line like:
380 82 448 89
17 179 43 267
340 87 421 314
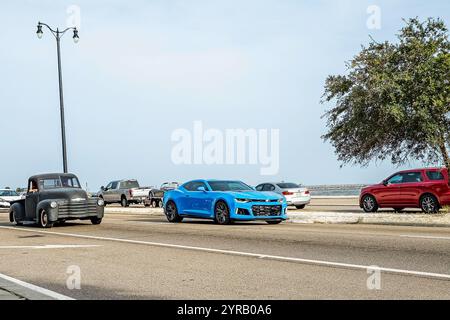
184 181 208 191
39 178 62 190
262 184 275 191
120 180 139 189
111 181 119 189
277 183 299 189
426 171 444 181
0 191 7 196
401 172 423 183
387 174 403 184
255 184 264 191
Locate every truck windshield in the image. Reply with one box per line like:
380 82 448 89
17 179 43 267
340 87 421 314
39 177 81 190
61 176 81 188
208 181 253 191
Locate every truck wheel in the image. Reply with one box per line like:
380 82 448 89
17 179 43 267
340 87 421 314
38 209 53 228
151 200 157 208
90 217 102 225
121 197 129 207
10 208 23 226
158 200 163 208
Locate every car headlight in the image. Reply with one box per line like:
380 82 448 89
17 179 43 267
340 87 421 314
235 198 251 203
97 199 105 206
50 201 57 208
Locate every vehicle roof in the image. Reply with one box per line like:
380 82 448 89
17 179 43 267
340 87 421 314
396 167 446 173
29 173 78 180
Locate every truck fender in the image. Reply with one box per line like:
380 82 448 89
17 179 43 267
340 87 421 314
36 200 59 222
10 202 25 222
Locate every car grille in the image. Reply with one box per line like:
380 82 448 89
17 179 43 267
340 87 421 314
59 200 97 216
252 205 282 216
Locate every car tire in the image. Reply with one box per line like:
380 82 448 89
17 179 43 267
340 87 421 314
165 201 183 223
90 217 102 225
420 194 439 214
214 201 231 225
38 209 53 228
121 197 129 207
362 194 378 213
266 220 282 225
295 205 306 210
151 200 157 208
158 201 163 208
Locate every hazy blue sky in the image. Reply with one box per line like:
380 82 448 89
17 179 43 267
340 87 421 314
1 0 449 190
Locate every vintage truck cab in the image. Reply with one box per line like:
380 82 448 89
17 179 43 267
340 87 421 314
9 173 104 228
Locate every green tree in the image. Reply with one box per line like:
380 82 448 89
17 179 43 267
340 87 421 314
322 18 450 171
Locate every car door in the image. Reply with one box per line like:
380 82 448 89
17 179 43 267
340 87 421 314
185 181 212 215
398 171 425 206
25 180 39 220
375 173 403 206
103 182 114 202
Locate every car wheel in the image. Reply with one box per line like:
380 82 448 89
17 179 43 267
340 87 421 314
295 205 306 210
266 220 282 225
362 194 378 213
165 201 183 223
121 197 129 207
158 201 163 208
90 217 102 225
420 195 439 214
38 209 53 228
214 201 231 225
151 200 157 208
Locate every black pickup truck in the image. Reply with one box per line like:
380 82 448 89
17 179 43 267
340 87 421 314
9 173 104 228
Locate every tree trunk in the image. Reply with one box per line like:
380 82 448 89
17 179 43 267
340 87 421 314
438 141 450 172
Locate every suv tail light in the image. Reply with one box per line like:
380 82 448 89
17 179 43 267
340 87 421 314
304 190 310 195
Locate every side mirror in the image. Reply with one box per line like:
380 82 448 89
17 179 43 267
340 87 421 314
100 186 105 191
197 186 207 192
382 180 388 186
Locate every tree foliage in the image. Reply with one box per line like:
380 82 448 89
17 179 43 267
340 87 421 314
322 18 450 170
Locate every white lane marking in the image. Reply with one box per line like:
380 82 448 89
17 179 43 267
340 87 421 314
1 226 449 281
0 272 74 300
400 235 450 240
0 245 101 249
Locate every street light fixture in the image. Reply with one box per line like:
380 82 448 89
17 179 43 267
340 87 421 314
36 22 79 173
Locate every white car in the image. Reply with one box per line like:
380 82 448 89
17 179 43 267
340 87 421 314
0 189 22 207
256 182 311 209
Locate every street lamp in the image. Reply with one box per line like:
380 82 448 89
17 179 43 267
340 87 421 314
36 22 79 173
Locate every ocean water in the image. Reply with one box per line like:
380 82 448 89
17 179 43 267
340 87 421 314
305 185 367 196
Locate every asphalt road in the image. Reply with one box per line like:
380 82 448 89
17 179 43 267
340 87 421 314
0 210 449 300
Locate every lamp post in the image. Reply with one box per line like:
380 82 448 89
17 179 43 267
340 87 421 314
36 22 79 173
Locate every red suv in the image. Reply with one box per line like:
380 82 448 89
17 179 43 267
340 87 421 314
360 168 450 213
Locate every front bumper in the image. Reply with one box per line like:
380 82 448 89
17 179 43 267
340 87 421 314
230 201 288 221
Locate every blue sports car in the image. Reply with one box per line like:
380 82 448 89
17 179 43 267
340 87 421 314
163 180 287 225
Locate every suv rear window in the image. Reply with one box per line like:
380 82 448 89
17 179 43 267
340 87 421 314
426 171 444 181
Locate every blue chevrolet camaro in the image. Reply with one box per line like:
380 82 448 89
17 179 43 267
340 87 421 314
163 180 287 225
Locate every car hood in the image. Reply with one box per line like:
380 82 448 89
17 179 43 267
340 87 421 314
39 188 90 201
224 190 281 200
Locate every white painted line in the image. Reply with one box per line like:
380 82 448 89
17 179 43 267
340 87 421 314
0 272 74 300
0 245 101 249
1 226 449 281
400 235 450 241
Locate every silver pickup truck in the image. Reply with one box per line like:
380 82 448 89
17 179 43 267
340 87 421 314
98 179 152 207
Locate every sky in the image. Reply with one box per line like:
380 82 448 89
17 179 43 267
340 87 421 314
1 0 449 190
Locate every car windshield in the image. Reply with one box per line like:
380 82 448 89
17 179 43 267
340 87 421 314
0 190 18 196
277 183 299 189
61 176 81 188
208 181 253 191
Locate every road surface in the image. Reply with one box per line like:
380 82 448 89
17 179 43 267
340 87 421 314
0 210 449 299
